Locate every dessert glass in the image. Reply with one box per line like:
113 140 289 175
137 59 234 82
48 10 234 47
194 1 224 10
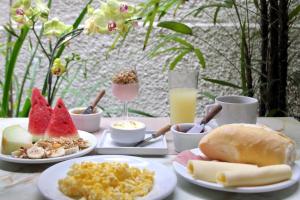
112 69 139 119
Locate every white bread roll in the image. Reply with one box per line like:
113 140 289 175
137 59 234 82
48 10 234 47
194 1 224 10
199 124 296 166
216 164 292 187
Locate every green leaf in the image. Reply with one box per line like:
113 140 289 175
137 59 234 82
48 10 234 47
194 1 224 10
186 1 233 19
240 20 247 93
253 0 259 9
16 41 39 117
158 0 178 20
143 3 159 50
164 35 194 48
194 48 206 68
157 21 192 35
203 77 242 89
128 108 156 117
150 47 184 57
192 4 225 17
213 7 221 24
74 0 93 28
224 0 234 7
202 91 216 100
289 5 300 21
169 49 190 70
1 26 29 116
3 25 19 38
19 98 31 117
55 0 93 59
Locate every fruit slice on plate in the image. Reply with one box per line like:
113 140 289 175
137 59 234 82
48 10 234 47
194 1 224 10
28 88 52 142
46 98 78 138
1 125 33 155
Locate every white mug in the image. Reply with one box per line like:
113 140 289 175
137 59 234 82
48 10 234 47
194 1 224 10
206 95 258 125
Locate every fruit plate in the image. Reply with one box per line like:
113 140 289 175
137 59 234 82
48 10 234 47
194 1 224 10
0 118 97 164
173 148 300 193
38 155 177 200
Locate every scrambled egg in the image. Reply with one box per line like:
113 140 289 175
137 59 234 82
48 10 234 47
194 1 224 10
58 162 154 200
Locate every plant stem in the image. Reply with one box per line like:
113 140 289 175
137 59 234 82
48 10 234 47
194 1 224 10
32 23 51 62
278 0 289 116
259 0 269 116
267 0 280 115
50 76 59 103
42 0 92 102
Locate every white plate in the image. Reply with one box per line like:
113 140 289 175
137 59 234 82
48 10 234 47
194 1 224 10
173 148 300 193
0 130 97 164
38 155 177 200
96 129 168 155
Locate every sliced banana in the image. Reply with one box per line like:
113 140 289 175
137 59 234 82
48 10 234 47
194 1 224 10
11 150 22 157
27 146 45 159
47 147 65 158
65 146 79 155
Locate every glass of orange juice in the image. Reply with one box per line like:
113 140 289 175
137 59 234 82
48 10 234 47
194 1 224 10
168 70 199 124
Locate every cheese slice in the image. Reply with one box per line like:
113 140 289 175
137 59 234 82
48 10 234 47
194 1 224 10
216 164 292 187
187 160 258 182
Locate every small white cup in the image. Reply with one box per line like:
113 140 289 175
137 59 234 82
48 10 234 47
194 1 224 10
171 123 212 152
69 107 102 132
109 121 146 145
206 95 258 125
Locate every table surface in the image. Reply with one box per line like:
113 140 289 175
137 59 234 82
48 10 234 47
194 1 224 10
1 117 300 200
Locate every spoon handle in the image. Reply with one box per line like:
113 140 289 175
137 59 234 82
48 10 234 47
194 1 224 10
153 124 171 138
201 104 222 124
92 90 106 108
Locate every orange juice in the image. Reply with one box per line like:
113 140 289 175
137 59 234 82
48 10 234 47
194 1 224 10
169 88 197 124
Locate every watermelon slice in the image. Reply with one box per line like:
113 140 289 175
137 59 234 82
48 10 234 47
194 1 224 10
28 88 52 142
46 98 78 138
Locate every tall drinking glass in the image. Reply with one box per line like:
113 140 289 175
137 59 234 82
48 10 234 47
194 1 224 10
169 70 199 124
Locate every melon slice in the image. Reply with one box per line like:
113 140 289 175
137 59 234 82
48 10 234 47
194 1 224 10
28 88 52 142
46 98 78 138
1 125 33 155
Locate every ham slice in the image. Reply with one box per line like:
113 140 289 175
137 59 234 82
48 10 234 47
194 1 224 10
174 150 209 166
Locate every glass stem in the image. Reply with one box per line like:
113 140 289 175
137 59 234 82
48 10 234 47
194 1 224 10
123 101 128 120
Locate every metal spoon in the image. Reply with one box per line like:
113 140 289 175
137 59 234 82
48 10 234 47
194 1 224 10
186 104 222 133
82 90 106 114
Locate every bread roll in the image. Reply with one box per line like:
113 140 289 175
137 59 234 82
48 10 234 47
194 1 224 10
216 164 292 187
187 160 257 182
199 124 296 166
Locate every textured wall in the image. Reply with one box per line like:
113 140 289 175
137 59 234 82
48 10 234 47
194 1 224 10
0 0 299 118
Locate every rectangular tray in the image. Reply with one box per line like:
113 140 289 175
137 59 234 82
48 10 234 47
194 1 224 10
96 129 168 155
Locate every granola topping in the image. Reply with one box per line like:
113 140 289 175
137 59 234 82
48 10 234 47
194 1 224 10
112 70 138 84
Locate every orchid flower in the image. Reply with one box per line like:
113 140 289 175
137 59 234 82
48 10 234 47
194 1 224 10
84 0 138 35
11 0 33 25
11 0 49 26
51 58 66 76
44 18 73 37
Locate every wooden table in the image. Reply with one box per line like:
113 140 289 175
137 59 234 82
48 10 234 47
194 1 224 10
1 117 300 200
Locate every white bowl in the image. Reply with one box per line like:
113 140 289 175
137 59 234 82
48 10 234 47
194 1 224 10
109 120 146 145
69 107 102 133
171 123 212 152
